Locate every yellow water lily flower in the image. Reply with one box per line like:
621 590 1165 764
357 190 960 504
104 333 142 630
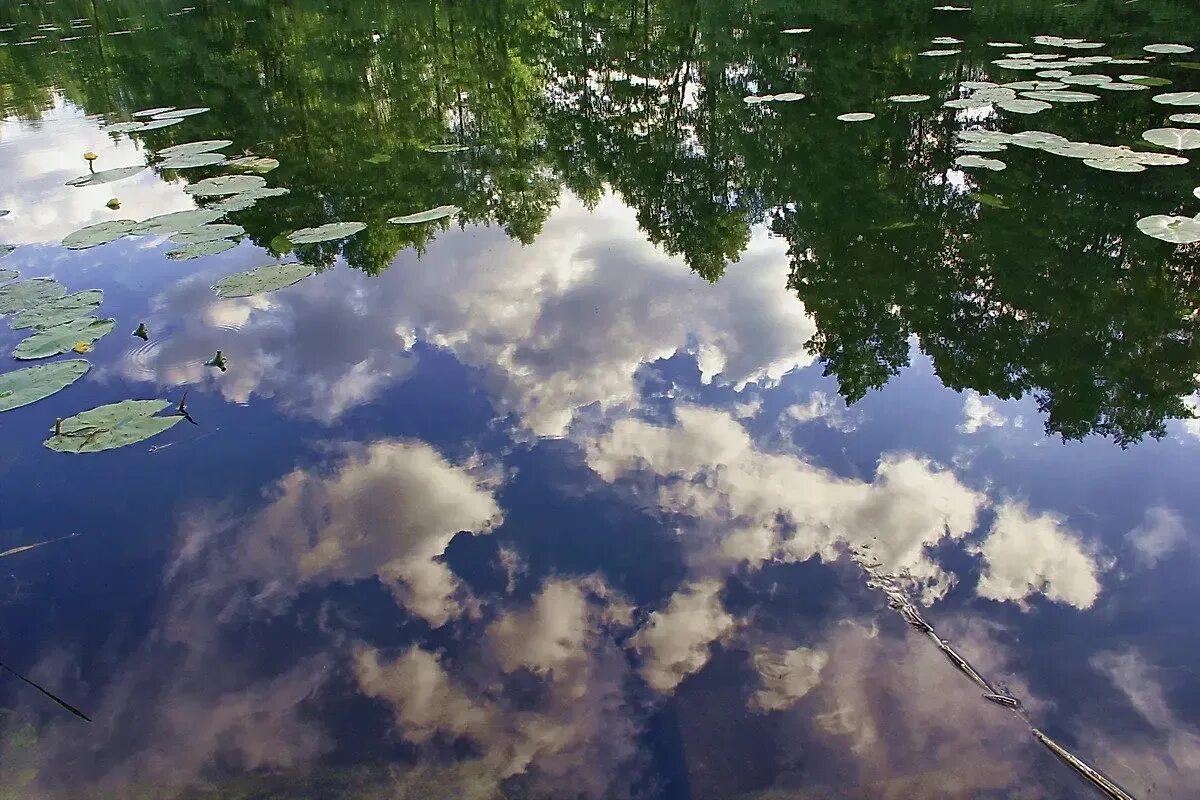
72 341 93 354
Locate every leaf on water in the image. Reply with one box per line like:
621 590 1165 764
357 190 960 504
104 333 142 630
184 175 267 197
151 107 209 119
223 155 279 173
1170 113 1200 124
387 205 461 225
62 219 136 249
960 81 998 90
103 121 145 134
1035 70 1072 78
424 144 469 153
44 399 183 453
1094 82 1149 92
1003 81 1067 91
213 262 315 298
769 92 806 102
1124 76 1172 86
932 5 971 11
211 187 291 212
133 106 174 118
13 317 115 360
945 97 994 109
64 165 145 187
130 208 224 235
0 279 66 313
889 94 931 103
1060 74 1113 86
931 37 963 45
1142 128 1200 150
1153 92 1200 106
1144 44 1194 54
919 49 961 57
136 118 184 132
837 112 875 122
997 99 1052 114
1020 90 1100 102
954 155 1007 171
10 290 103 330
169 224 245 244
957 142 1008 153
166 239 238 260
287 222 366 244
1136 214 1200 243
0 534 78 558
157 140 233 158
968 192 1009 209
0 269 17 284
365 153 393 164
1082 158 1146 172
0 360 90 413
781 28 812 34
157 152 227 169
987 42 1024 48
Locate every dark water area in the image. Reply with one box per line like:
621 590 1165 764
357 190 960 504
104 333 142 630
1 1 1199 797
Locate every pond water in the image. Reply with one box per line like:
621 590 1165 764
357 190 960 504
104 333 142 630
1 1 1199 798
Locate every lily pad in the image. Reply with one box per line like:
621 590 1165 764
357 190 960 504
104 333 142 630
10 290 104 330
133 106 174 118
781 28 812 34
130 209 225 236
888 94 931 103
1142 128 1200 149
997 99 1052 114
1153 92 1200 106
1036 70 1073 78
184 175 266 197
136 118 183 132
1020 90 1100 102
1060 74 1113 86
103 121 146 134
968 192 1009 209
931 37 963 45
166 239 238 260
957 142 1008 153
44 399 183 453
988 42 1024 48
1136 214 1200 243
919 49 960 57
837 112 875 122
972 88 1018 102
65 165 145 187
1124 76 1172 87
0 269 16 284
961 81 998 90
213 262 315 298
169 224 245 244
62 219 136 249
424 144 469 153
365 153 393 164
954 155 1006 171
13 317 115 360
387 206 461 225
1169 113 1200 124
287 222 366 244
945 98 994 109
1094 82 1150 92
1003 81 1067 91
157 140 233 158
1144 44 1194 55
151 107 209 119
157 152 227 169
223 155 279 173
1082 158 1146 172
211 187 291 213
0 279 65 313
0 360 91 413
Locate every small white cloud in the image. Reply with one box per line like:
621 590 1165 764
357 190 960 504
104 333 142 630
750 646 828 712
959 390 1007 434
629 579 735 693
1126 506 1187 568
785 390 854 431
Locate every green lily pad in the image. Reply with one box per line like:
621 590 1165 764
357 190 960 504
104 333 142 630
968 192 1009 209
166 239 238 260
957 142 1008 153
223 155 279 172
62 219 136 249
1035 70 1073 79
213 262 315 298
1153 92 1200 106
888 94 931 103
44 399 183 453
169 224 244 244
184 175 266 197
0 269 17 284
0 360 91 413
837 112 875 122
1020 90 1100 102
133 106 174 118
1136 214 1200 243
781 28 812 34
10 290 104 330
1144 44 1194 55
1142 128 1200 149
1003 81 1066 91
997 99 1052 114
1169 113 1200 124
1060 74 1113 86
13 317 115 360
130 209 224 236
424 144 469 153
65 166 145 187
919 49 960 57
387 206 461 225
955 155 1007 171
157 140 233 158
157 152 227 169
211 187 291 212
287 222 366 244
151 107 209 119
365 153 393 164
945 98 994 109
1082 158 1146 172
1125 76 1172 87
136 118 183 132
0 279 65 313
988 42 1023 48
1094 82 1149 92
103 121 146 134
931 36 963 45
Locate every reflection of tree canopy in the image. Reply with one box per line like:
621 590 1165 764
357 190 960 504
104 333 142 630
2 0 1199 442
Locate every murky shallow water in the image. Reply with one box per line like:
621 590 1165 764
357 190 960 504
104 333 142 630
1 1 1199 798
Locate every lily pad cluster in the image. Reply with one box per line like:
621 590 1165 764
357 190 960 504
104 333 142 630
954 128 1189 174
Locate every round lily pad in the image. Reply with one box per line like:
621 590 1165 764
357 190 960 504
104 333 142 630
44 399 183 453
136 118 183 132
133 106 174 118
1153 92 1200 106
157 140 233 158
0 279 66 313
1082 159 1146 172
211 187 291 212
781 28 811 34
919 49 960 57
287 222 366 244
988 42 1023 48
1094 82 1149 92
1169 113 1200 124
130 209 225 236
166 239 238 260
1035 70 1072 79
997 99 1052 114
1123 76 1172 87
931 37 963 45
184 175 267 197
62 219 136 249
0 360 91 413
387 206 461 225
13 316 115 360
65 166 145 187
1142 128 1200 149
157 152 227 169
1136 214 1200 243
169 224 245 244
957 142 1008 153
1003 81 1067 91
955 155 1006 171
1020 90 1099 102
103 121 146 134
961 82 998 90
10 290 103 330
888 94 931 103
152 107 209 119
945 98 993 109
1144 44 1194 54
213 262 315 298
837 112 875 122
223 155 279 172
1060 74 1113 86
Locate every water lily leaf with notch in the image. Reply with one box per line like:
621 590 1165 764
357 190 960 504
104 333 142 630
157 152 227 169
0 360 90 413
955 155 1007 171
10 290 103 330
65 165 145 187
184 175 266 197
424 144 469 153
1153 92 1200 106
223 155 279 173
213 262 315 298
44 399 183 453
157 140 233 158
130 208 224 236
166 239 237 260
1144 44 1194 54
1169 113 1200 124
1142 128 1200 149
151 107 209 119
13 317 115 359
287 222 366 244
1136 215 1200 243
169 224 244 245
387 206 461 225
0 279 65 313
61 219 136 249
